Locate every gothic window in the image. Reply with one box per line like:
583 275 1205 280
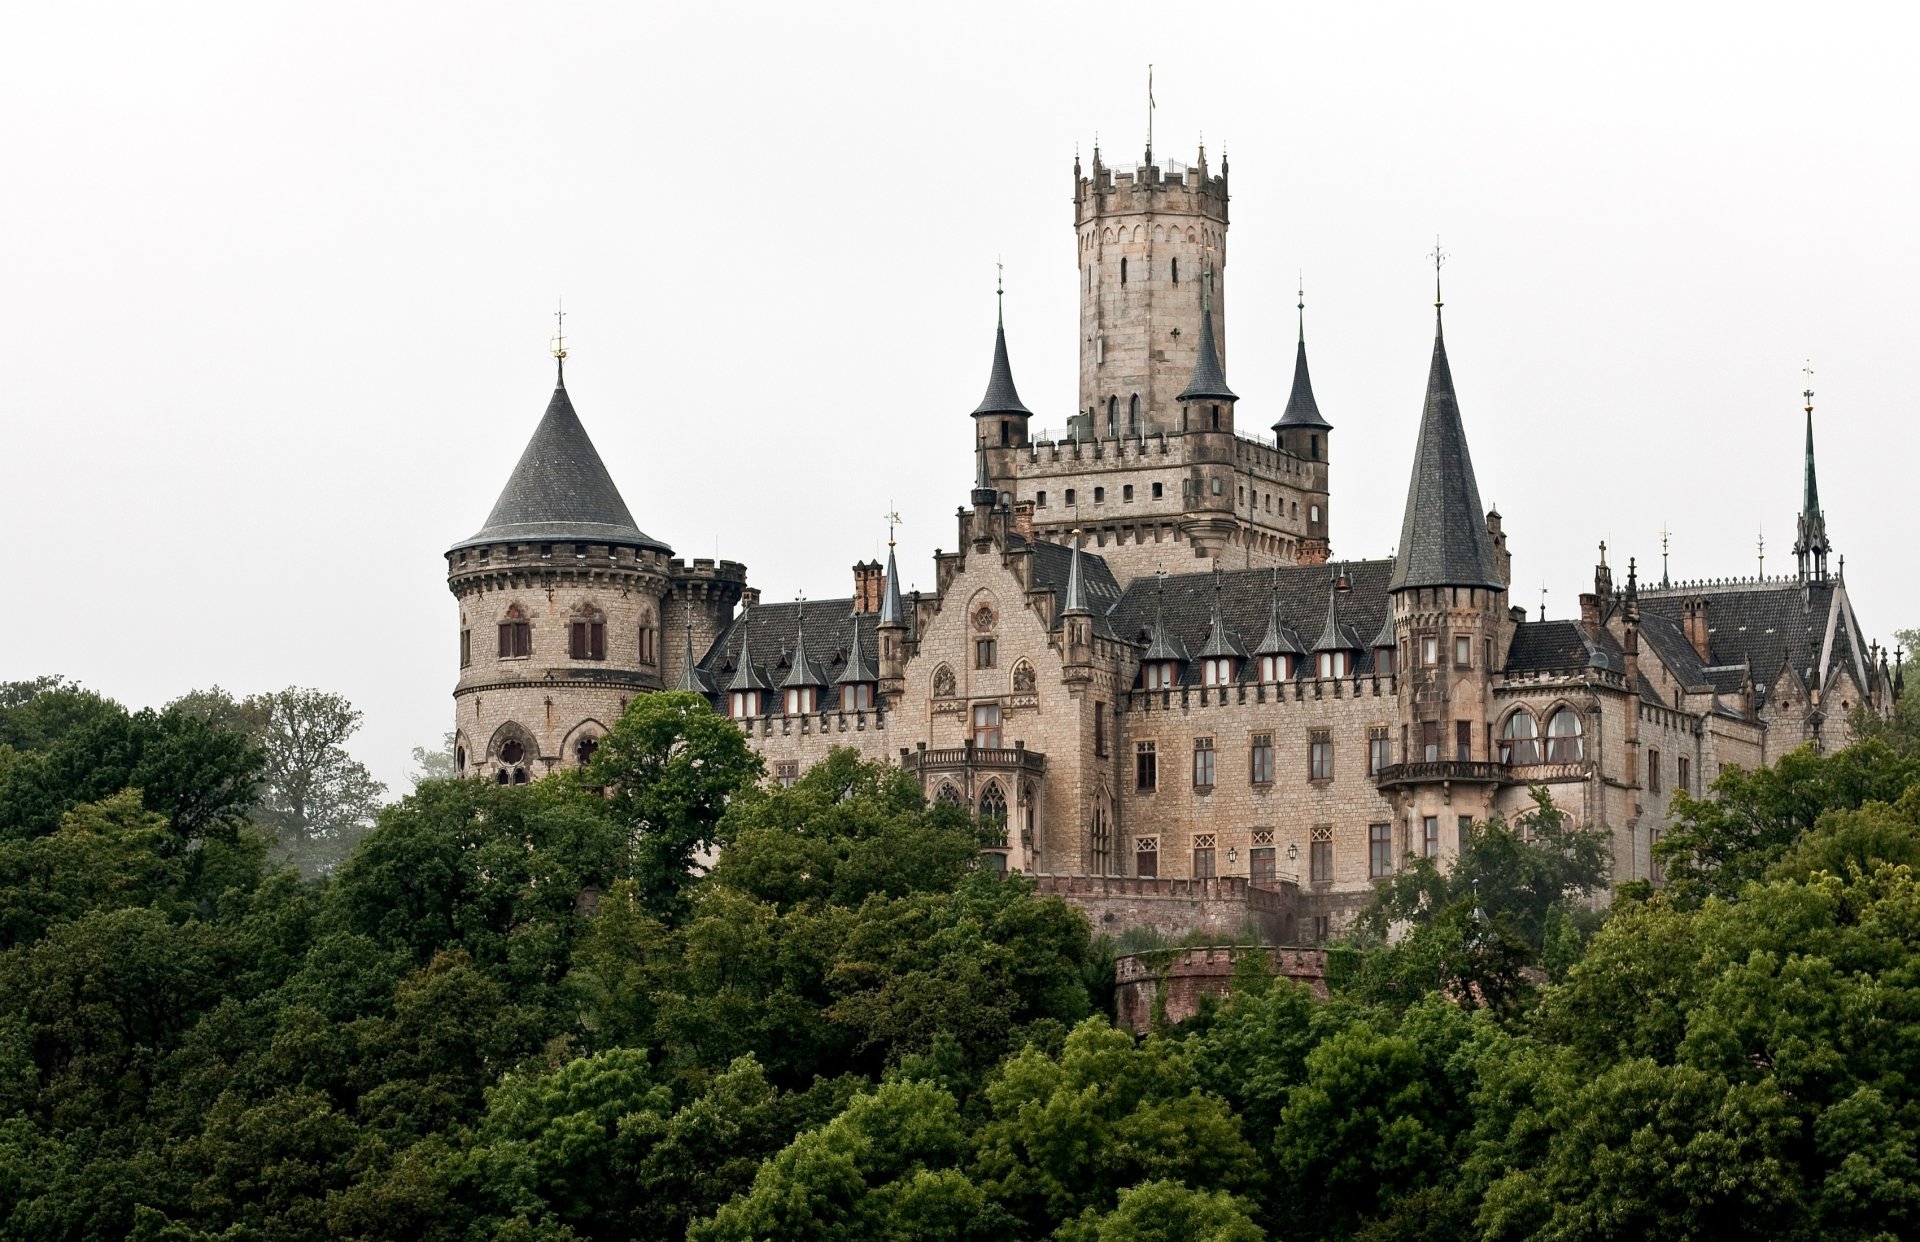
1170 257 1178 284
1090 794 1113 874
935 782 965 807
639 614 658 665
501 739 524 764
1420 720 1441 762
1678 755 1691 792
1106 397 1117 436
932 664 957 698
978 781 1008 826
1128 394 1140 434
1457 720 1473 762
498 604 532 659
574 735 599 765
1094 700 1109 756
1369 727 1392 775
1120 257 1127 284
1546 707 1584 762
460 627 472 668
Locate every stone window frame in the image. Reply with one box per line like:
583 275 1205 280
1500 708 1543 765
1192 737 1217 791
569 605 608 661
1191 832 1217 879
1367 726 1391 776
1249 732 1275 786
1309 824 1333 884
775 760 800 788
498 602 533 660
1135 740 1158 792
1649 747 1663 793
1367 822 1393 879
1134 833 1159 878
1308 729 1334 782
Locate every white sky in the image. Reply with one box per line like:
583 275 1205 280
3 2 1915 794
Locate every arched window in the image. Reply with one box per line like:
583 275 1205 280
1128 394 1140 435
1546 708 1584 763
1120 257 1127 284
1090 794 1112 875
1106 396 1118 436
575 735 599 765
1500 711 1541 765
1311 434 1320 461
1170 257 1178 284
638 612 658 666
979 782 1007 823
501 739 524 765
934 782 965 807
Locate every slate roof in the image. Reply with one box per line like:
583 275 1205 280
970 321 1033 418
1503 620 1625 676
1637 580 1853 698
1387 313 1504 592
454 375 671 553
1177 309 1237 403
879 544 906 626
1273 318 1331 432
703 599 886 710
1014 534 1123 636
1109 560 1395 685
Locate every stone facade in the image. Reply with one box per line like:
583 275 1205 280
1114 945 1330 1033
449 137 1898 942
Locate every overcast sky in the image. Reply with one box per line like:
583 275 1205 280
4 3 1914 793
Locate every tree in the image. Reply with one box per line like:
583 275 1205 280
171 686 386 875
581 692 763 922
409 731 459 786
1056 1181 1265 1242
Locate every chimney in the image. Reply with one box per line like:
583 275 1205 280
1579 593 1601 627
1009 500 1035 541
1682 596 1711 662
851 560 883 613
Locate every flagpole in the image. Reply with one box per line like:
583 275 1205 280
1145 64 1154 166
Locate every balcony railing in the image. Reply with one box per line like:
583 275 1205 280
1373 760 1509 788
904 744 1048 776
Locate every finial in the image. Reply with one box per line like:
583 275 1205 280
1803 359 1815 412
1599 540 1607 567
1429 237 1448 311
1297 272 1305 341
1758 527 1766 578
551 299 568 381
884 504 901 549
1539 582 1548 620
996 258 1004 329
1659 522 1672 588
1145 64 1154 164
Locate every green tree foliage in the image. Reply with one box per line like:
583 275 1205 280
7 671 1920 1242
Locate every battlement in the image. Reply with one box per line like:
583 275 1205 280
446 538 674 593
1124 673 1398 714
1075 148 1228 223
668 557 749 585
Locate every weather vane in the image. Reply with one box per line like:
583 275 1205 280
551 300 567 360
883 504 902 549
1803 359 1815 410
1430 236 1448 308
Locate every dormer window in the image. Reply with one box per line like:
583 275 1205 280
1201 656 1236 686
728 689 761 718
1144 661 1178 691
784 686 818 715
844 682 875 710
1258 653 1297 682
1375 646 1396 676
1317 650 1351 678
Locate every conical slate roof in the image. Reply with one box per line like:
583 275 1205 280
1312 585 1364 653
879 543 906 626
837 609 880 685
1178 309 1237 403
455 373 670 553
781 607 827 689
673 619 714 695
1388 313 1505 592
1273 317 1331 432
1143 587 1190 663
1061 537 1091 615
1254 573 1306 656
728 611 773 693
1198 580 1249 659
970 321 1033 418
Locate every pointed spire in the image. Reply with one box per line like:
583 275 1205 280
454 353 670 554
1197 568 1248 660
970 268 1032 418
673 606 712 695
837 605 880 685
1061 530 1091 615
1274 276 1331 433
1255 567 1305 657
878 536 906 627
728 608 772 693
1178 299 1237 402
1142 574 1189 663
1312 577 1359 652
1793 364 1831 583
781 600 826 689
1387 270 1505 593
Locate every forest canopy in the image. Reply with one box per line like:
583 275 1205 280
2 680 1919 1240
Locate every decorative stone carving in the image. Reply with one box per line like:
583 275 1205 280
932 664 956 698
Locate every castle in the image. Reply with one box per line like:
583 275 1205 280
446 140 1898 934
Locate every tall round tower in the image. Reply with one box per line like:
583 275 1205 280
1075 143 1229 436
446 350 675 782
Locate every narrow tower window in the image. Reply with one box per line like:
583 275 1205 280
1107 396 1118 436
1120 257 1127 284
1128 394 1140 435
1171 258 1178 284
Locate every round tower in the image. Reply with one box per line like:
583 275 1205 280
1075 143 1229 435
446 350 675 782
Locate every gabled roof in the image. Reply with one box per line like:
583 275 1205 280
1387 312 1503 592
1014 533 1123 637
1638 579 1851 701
454 373 670 553
1178 309 1237 403
1503 620 1624 676
1143 589 1191 663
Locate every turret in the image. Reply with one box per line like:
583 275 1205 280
446 337 677 781
875 536 910 703
1273 282 1332 464
1059 531 1095 671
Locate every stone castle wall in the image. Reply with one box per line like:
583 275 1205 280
1113 944 1330 1033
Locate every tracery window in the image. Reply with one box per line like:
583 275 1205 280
978 782 1007 824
